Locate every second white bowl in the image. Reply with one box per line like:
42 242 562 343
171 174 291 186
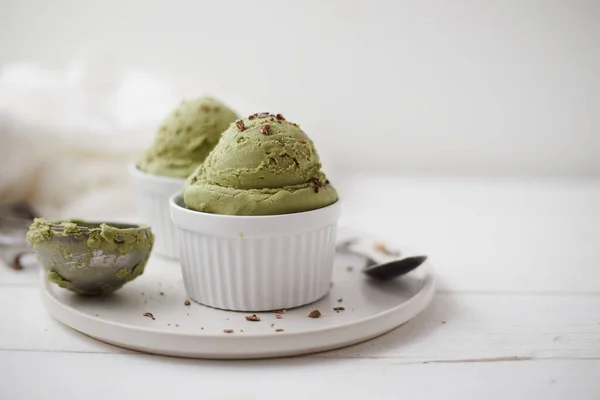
129 164 185 260
169 194 342 311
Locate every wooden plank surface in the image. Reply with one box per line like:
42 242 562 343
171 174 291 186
2 176 599 399
2 352 599 400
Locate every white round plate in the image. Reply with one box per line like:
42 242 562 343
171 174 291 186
41 227 435 359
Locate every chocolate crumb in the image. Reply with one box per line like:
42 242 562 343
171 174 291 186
269 117 275 122
333 307 345 312
325 180 330 184
312 177 324 193
308 310 321 318
200 104 210 111
256 112 270 118
201 327 204 330
235 119 245 131
275 314 283 319
11 261 22 270
276 113 285 120
337 298 343 303
191 176 198 183
184 299 191 306
374 242 400 256
248 114 256 120
275 329 284 332
442 321 446 324
223 329 234 333
347 266 354 272
143 312 155 320
300 139 307 144
168 324 171 326
270 323 275 328
175 324 179 327
141 292 145 296
160 292 164 296
245 314 261 322
240 329 244 333
259 124 270 135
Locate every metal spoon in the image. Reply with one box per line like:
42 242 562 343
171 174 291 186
0 202 38 270
336 238 428 280
363 255 428 279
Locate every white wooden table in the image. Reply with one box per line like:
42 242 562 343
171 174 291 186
2 176 599 399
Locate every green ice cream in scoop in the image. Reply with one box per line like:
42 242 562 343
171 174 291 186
139 97 238 178
183 113 338 215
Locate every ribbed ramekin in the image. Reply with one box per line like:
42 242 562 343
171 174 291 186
169 194 341 311
129 164 185 260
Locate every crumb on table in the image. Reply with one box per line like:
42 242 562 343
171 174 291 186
143 312 155 320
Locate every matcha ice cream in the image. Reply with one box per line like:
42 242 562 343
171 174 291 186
139 97 238 178
183 113 338 215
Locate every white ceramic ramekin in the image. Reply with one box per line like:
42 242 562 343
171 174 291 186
129 164 185 259
169 194 342 311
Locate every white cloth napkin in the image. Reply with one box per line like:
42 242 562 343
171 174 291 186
0 55 178 222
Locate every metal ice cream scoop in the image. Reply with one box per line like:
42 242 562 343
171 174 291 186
30 220 154 295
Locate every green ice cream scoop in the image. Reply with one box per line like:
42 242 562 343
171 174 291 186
139 97 238 178
183 113 338 215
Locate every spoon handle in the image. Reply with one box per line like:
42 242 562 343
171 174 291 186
336 238 402 266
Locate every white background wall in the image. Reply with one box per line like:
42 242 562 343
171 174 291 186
1 0 599 176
